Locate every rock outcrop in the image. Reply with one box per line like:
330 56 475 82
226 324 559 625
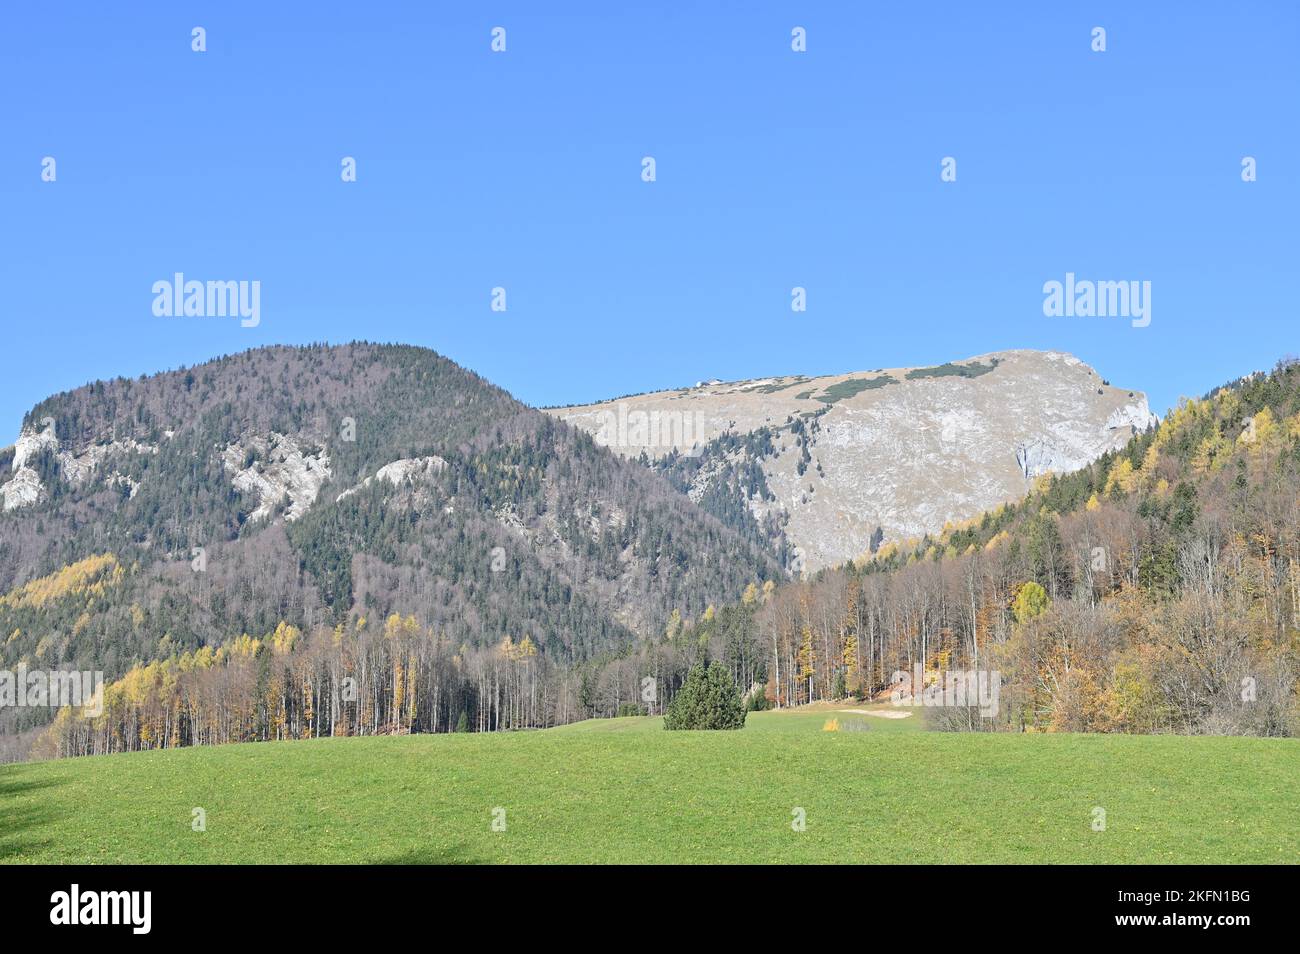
335 456 447 502
1 421 158 511
548 350 1157 572
221 433 331 522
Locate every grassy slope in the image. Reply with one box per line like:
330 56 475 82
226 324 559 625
1 709 1295 864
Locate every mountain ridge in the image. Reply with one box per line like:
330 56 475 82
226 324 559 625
547 349 1157 572
0 343 780 697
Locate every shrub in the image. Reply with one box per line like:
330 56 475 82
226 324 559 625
664 661 747 730
1012 581 1050 625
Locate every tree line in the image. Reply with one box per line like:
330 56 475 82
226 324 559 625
26 357 1300 757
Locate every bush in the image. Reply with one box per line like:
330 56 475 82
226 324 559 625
617 702 647 717
664 661 747 730
746 687 769 711
1012 580 1050 625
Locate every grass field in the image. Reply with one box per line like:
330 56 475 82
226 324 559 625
2 707 1296 864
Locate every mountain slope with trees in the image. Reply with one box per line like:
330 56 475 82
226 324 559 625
0 343 779 756
720 358 1300 736
16 349 1300 762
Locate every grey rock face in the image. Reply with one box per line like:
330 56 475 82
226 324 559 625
547 350 1155 572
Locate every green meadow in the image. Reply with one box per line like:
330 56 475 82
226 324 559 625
2 708 1295 864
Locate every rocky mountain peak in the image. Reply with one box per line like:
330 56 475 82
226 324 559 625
547 349 1157 572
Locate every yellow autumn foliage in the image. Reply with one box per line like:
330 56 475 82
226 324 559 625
0 553 123 610
1104 458 1139 495
984 530 1011 551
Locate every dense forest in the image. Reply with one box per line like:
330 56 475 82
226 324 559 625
0 344 779 758
30 571 777 759
14 351 1300 759
743 358 1300 735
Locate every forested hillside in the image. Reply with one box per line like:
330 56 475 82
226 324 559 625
722 358 1300 735
501 356 1300 738
16 350 1300 762
1 343 779 757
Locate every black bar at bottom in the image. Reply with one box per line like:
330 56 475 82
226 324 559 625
0 864 1285 940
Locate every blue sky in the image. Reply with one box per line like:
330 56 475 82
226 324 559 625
2 1 1296 444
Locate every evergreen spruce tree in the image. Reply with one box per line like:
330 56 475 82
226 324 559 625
664 660 746 730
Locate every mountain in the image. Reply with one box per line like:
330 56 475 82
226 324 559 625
15 344 1294 761
547 350 1158 572
733 357 1300 737
0 343 781 704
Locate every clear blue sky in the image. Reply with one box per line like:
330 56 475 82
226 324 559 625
2 1 1296 444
